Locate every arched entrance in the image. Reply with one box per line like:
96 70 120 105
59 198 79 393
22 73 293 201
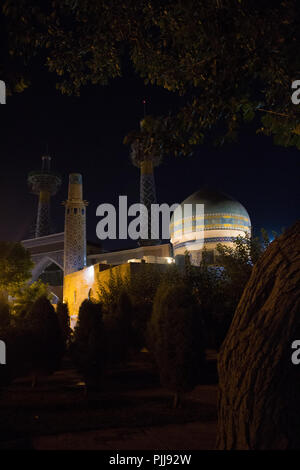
31 256 64 303
31 256 63 284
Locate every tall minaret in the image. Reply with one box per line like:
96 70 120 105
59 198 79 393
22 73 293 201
28 156 62 238
63 173 88 276
139 159 159 245
130 119 161 245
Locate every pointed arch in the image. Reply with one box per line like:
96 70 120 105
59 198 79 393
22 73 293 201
31 255 64 283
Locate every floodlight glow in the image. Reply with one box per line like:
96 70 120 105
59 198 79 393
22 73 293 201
84 265 95 284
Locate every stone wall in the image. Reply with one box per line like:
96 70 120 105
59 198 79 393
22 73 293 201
63 262 169 327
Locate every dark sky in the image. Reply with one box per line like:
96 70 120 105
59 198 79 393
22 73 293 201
0 66 299 251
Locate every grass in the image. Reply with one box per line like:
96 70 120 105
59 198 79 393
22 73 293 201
0 353 218 448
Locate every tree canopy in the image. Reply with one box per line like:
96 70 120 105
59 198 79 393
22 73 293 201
12 279 49 316
2 0 300 155
0 241 33 296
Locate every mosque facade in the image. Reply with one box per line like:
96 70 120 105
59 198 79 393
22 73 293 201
22 159 251 326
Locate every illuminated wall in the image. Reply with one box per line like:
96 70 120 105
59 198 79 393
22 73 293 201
63 263 127 326
63 262 168 327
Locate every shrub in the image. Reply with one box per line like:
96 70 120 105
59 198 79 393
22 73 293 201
0 300 32 387
149 282 205 407
103 290 133 365
24 296 64 386
71 300 105 392
0 299 10 331
12 280 50 317
56 301 71 351
0 325 33 387
98 265 164 349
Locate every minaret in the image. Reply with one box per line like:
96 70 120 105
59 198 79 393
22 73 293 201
139 159 159 244
28 156 62 238
139 105 158 223
130 119 161 245
63 173 88 275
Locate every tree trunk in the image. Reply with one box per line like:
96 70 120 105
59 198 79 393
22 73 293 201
217 221 300 449
173 391 183 408
31 373 38 388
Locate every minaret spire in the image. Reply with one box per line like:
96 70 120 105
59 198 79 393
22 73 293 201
28 155 62 238
129 117 161 246
63 173 88 275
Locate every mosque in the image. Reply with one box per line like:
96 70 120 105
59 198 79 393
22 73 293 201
22 155 251 325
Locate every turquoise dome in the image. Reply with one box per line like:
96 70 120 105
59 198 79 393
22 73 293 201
170 187 251 250
178 187 250 218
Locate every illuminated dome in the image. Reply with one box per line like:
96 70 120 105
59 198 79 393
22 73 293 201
170 187 251 264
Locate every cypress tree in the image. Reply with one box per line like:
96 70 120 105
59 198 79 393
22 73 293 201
56 301 71 351
25 296 64 386
149 282 204 408
72 299 105 392
104 290 133 365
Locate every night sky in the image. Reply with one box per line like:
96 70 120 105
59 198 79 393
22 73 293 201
0 65 299 251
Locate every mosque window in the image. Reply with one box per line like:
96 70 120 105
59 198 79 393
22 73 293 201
67 208 70 214
82 209 85 215
74 208 78 214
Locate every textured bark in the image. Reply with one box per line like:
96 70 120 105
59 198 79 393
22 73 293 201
217 221 300 449
173 391 183 409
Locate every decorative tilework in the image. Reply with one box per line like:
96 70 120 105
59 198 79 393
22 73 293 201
173 237 236 249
